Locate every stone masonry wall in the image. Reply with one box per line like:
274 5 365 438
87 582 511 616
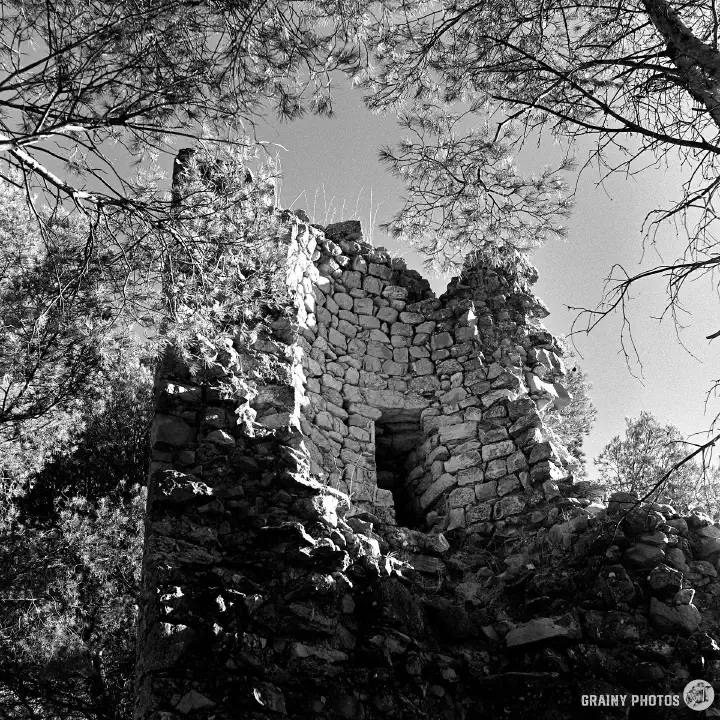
297 219 576 537
136 210 720 720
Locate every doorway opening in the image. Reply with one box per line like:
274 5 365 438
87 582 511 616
374 410 423 528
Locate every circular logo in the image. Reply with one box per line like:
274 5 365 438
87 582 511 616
684 680 715 711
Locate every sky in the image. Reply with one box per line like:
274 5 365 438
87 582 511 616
256 83 720 479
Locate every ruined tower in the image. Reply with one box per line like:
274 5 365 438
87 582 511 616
136 211 720 720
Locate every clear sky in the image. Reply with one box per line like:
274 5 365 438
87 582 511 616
256 82 720 478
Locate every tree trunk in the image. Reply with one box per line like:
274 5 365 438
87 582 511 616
642 0 720 130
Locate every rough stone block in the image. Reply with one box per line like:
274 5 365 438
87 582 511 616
493 495 526 519
455 325 477 342
467 503 493 523
367 341 393 359
445 450 482 474
448 486 476 509
338 308 357 323
673 589 695 606
447 508 467 531
438 422 477 444
497 474 522 496
363 356 382 373
401 552 446 575
455 581 483 603
369 262 392 280
374 488 395 508
648 564 683 598
391 321 414 337
440 387 468 404
639 531 668 548
176 691 216 713
347 339 367 357
506 450 528 473
382 285 408 300
486 362 503 380
420 473 457 511
377 306 399 323
413 358 434 375
458 467 484 486
516 427 544 448
531 460 566 484
438 358 463 375
696 525 720 539
693 536 720 562
665 547 689 572
151 414 196 448
399 311 424 324
481 388 517 408
506 615 582 647
364 332 388 347
382 359 408 376
428 445 450 464
322 372 343 391
431 332 453 350
328 328 348 351
542 479 561 500
326 402 348 420
548 520 579 549
649 597 701 635
341 270 362 289
474 481 497 502
509 410 542 437
529 441 559 465
358 314 381 329
485 458 507 481
353 298 374 315
363 275 385 294
455 438 480 454
482 440 516 463
625 543 666 568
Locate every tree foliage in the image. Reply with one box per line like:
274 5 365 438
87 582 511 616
594 411 720 515
0 341 151 719
0 178 115 433
0 0 371 353
359 0 720 324
17 344 153 522
377 107 574 268
0 133 291 457
0 0 362 194
0 488 145 720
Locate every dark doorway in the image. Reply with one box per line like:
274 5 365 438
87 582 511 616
374 410 423 528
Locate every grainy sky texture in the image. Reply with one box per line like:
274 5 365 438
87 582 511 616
257 83 720 478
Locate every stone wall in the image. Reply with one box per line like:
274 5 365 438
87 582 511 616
297 219 576 536
135 212 720 720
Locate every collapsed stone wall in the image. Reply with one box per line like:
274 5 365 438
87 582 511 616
136 212 720 720
297 219 576 536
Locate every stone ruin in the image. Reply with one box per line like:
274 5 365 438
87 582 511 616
136 212 720 720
